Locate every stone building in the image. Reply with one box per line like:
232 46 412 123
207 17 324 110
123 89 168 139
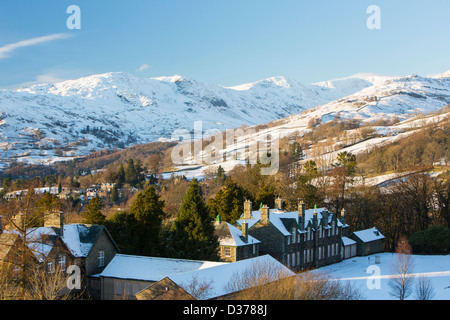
214 215 260 262
232 199 349 271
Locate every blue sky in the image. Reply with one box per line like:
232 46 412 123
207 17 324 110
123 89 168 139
1 0 450 88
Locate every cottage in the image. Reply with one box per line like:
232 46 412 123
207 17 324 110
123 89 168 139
0 212 120 299
349 227 385 256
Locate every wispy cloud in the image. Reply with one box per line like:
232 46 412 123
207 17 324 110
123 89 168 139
0 33 72 59
136 64 150 72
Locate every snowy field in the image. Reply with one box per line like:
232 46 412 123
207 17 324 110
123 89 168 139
311 253 450 300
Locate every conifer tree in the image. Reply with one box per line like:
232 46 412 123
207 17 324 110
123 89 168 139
207 179 251 223
168 179 219 261
82 197 106 225
130 185 165 256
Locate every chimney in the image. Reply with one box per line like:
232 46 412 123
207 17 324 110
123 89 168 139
322 210 329 228
44 211 64 237
241 220 248 243
243 200 252 220
14 213 25 230
298 201 305 231
260 205 270 225
313 207 318 228
340 208 346 226
275 197 284 211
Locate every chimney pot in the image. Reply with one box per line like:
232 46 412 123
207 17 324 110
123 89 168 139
260 205 270 225
243 200 252 220
275 198 284 211
242 220 248 243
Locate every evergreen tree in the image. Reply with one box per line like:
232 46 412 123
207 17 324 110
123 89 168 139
110 185 119 203
117 163 125 187
290 141 304 160
82 197 106 225
255 185 276 209
125 159 137 186
130 185 166 256
105 211 139 254
207 179 251 223
168 179 219 261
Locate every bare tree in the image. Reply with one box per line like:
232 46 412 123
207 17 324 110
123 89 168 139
181 273 214 300
23 264 72 300
225 258 295 300
226 259 362 300
388 237 415 300
414 275 435 300
294 271 364 300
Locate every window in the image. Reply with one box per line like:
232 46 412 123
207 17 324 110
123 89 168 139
224 247 231 257
47 260 55 273
114 280 123 298
98 250 105 267
58 254 66 271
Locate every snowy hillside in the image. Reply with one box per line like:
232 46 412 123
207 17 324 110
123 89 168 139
165 71 450 179
1 70 450 169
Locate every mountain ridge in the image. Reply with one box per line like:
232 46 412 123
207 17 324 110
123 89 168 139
1 70 450 168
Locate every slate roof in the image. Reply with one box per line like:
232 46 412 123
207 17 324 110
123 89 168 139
351 227 385 243
215 221 260 247
235 207 344 236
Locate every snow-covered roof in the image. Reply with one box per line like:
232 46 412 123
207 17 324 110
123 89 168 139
235 207 341 236
342 236 357 246
351 227 385 243
3 227 62 262
9 223 116 258
216 222 261 247
98 254 227 282
166 255 295 300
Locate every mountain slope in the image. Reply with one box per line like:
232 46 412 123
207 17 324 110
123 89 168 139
0 72 378 166
1 70 450 169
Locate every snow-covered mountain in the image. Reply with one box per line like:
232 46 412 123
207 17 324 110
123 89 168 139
0 70 449 167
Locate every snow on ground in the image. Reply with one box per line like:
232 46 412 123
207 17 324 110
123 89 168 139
310 253 450 300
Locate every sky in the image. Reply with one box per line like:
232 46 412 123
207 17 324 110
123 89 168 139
1 0 450 89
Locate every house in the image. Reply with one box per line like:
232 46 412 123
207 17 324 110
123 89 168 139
136 255 295 300
349 227 385 256
214 215 260 262
232 199 348 271
0 212 120 299
97 254 226 300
